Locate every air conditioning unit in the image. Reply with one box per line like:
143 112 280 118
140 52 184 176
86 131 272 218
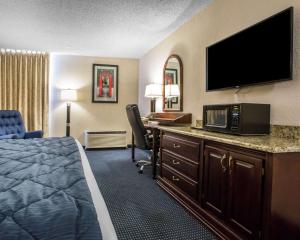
84 130 127 149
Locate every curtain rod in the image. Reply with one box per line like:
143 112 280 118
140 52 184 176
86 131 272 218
0 48 47 54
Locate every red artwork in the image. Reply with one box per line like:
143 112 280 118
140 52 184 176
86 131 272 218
165 73 173 84
98 70 113 97
92 64 118 103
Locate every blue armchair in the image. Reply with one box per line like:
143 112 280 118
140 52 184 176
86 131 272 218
0 110 43 139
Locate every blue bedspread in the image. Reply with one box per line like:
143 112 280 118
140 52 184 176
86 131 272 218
0 137 102 240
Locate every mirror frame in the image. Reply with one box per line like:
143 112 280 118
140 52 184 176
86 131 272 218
163 54 183 112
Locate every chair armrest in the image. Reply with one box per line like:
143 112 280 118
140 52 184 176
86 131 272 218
24 130 44 139
0 134 18 140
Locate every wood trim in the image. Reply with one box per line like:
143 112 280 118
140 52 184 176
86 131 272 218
162 54 183 112
159 129 300 239
266 152 300 239
204 139 267 160
262 153 273 240
226 151 263 239
163 130 202 144
162 149 200 165
92 64 119 103
198 139 205 203
162 163 198 185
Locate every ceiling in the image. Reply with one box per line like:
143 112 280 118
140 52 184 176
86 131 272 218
0 0 211 58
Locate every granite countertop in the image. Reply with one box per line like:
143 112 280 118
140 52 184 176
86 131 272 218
156 125 300 153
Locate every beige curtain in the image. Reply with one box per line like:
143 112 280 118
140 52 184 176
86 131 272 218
0 49 49 135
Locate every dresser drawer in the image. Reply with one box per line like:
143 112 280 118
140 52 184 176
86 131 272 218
162 165 198 199
162 150 198 181
162 134 200 162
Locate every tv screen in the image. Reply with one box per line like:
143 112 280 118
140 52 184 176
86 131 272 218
206 7 293 91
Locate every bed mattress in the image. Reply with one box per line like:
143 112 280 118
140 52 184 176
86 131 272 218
0 137 117 240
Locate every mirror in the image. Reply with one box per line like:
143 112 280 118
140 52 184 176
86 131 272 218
163 55 183 112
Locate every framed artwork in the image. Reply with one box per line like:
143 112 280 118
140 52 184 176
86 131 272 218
92 64 118 103
164 68 178 105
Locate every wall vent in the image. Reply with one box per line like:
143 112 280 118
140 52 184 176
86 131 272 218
84 131 127 149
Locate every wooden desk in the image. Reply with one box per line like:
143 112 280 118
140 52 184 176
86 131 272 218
154 125 300 240
131 112 192 178
132 123 300 239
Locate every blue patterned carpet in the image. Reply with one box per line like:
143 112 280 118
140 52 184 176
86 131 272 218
86 148 216 240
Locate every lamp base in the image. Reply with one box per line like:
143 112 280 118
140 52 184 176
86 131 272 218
150 98 156 113
66 103 71 137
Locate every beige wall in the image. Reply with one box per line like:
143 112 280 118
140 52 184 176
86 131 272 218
139 0 300 126
49 54 139 144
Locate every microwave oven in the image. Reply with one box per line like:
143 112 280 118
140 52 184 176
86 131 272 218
203 103 270 135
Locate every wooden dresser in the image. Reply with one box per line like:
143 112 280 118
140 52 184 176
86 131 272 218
157 129 300 240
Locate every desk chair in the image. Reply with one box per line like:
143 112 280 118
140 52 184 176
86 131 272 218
126 104 152 174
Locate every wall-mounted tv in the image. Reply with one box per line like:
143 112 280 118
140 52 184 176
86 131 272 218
206 7 293 91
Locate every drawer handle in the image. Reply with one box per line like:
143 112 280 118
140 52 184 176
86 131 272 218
229 155 233 175
172 160 180 165
173 143 181 148
220 154 227 173
172 176 180 181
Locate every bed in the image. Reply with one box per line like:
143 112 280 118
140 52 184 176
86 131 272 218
0 137 117 240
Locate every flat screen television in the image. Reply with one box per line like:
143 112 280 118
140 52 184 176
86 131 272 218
206 7 293 91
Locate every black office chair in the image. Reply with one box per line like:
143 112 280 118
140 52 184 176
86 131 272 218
126 104 152 174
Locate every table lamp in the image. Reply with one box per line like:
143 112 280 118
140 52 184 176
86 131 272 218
165 84 180 109
145 83 162 113
165 84 180 98
61 89 77 137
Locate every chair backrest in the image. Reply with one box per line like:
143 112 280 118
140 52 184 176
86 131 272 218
0 110 26 138
126 104 149 150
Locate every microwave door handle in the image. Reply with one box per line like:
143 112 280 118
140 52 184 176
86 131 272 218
226 107 231 129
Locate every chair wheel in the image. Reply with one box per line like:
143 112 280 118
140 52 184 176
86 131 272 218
138 169 143 174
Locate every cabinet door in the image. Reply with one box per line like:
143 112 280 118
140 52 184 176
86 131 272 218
227 152 263 239
202 145 228 219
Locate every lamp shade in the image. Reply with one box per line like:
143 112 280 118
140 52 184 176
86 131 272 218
165 84 180 98
61 89 77 101
145 84 162 98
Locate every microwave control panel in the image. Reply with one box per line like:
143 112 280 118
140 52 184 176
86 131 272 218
231 105 240 129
